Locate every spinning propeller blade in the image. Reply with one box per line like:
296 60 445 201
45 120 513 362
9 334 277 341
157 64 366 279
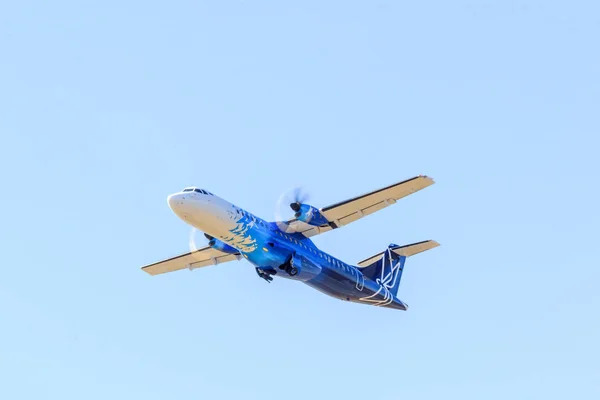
189 228 215 252
274 186 310 233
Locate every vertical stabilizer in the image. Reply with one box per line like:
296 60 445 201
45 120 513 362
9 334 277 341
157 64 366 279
359 245 406 297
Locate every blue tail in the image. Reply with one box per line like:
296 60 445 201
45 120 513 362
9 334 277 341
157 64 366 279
359 244 407 297
358 240 440 297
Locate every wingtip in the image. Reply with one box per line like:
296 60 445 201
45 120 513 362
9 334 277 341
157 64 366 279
418 174 435 184
140 266 156 276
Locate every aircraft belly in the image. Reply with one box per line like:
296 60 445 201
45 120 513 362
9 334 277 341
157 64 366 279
304 269 407 309
305 268 365 300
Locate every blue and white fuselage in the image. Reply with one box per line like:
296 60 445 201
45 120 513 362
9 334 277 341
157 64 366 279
167 189 409 310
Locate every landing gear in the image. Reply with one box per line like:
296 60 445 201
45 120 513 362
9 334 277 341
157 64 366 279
278 254 299 276
255 267 276 283
256 254 299 282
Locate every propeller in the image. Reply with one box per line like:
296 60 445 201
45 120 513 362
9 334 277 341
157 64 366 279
290 201 301 213
204 232 216 247
288 187 309 217
274 186 310 233
189 228 215 253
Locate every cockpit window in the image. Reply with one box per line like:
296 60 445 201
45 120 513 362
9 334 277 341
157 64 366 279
182 187 214 195
193 189 214 195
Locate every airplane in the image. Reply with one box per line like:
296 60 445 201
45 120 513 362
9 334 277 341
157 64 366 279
141 175 439 310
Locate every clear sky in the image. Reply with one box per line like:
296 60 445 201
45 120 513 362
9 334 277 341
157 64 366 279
1 1 599 399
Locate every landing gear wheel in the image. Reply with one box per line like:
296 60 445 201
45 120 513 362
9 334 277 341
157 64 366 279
288 266 298 276
279 254 293 271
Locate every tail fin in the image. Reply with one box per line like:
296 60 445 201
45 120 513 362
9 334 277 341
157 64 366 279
357 240 439 297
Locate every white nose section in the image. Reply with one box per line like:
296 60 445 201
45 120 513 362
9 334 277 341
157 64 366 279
167 193 190 218
166 191 237 235
167 193 181 210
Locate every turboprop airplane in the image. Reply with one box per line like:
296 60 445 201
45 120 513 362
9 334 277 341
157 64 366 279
141 175 439 310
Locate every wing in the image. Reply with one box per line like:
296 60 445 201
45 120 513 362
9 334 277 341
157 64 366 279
141 246 241 276
284 175 435 238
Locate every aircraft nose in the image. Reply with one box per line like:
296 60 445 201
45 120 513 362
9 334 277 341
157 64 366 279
167 193 184 211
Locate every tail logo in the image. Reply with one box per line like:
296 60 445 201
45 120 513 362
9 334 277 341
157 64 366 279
359 248 402 307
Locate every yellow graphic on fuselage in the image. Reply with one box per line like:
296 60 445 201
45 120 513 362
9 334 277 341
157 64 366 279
221 217 258 253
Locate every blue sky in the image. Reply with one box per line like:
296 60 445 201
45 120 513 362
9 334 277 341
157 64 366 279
1 1 599 399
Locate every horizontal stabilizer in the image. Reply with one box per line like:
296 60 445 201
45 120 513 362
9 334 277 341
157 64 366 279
391 240 440 257
357 240 439 267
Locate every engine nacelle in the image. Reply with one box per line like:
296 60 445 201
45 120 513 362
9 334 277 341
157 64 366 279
208 238 239 254
295 204 330 226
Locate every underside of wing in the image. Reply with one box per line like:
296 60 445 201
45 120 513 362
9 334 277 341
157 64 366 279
141 246 241 276
281 175 435 238
321 175 434 224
